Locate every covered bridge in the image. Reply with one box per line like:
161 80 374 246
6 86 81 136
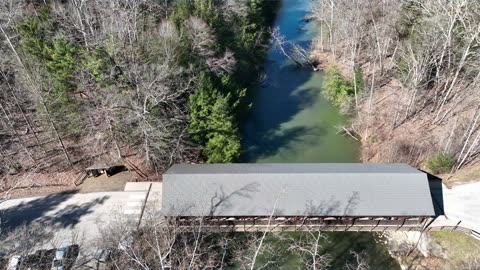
161 163 436 231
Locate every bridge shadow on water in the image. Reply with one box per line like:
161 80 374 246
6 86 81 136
241 62 324 161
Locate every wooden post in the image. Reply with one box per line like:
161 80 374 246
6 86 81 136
396 219 406 232
452 220 462 232
371 220 381 232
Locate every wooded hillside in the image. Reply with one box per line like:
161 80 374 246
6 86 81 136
0 0 277 188
311 0 480 178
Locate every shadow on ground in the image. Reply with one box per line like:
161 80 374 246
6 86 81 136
0 190 109 232
421 170 445 216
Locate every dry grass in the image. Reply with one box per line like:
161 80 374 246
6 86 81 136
431 231 480 269
444 164 480 186
75 171 135 193
397 252 444 270
2 169 137 199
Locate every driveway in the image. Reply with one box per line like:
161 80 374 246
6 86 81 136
442 181 480 233
0 190 149 250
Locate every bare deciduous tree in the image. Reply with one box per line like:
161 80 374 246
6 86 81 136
346 251 370 270
271 27 315 69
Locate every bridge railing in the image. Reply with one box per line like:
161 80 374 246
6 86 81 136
173 217 428 232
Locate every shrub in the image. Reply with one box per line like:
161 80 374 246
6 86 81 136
425 152 455 174
322 65 363 111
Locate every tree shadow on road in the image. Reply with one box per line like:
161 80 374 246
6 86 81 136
0 190 110 232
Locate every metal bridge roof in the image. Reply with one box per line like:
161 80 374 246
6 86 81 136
161 163 435 217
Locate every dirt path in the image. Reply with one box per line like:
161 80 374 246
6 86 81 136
2 171 135 200
75 172 133 193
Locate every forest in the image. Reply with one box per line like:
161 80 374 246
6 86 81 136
310 0 480 178
2 0 480 269
0 0 277 189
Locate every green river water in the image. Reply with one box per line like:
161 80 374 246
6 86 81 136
240 0 400 269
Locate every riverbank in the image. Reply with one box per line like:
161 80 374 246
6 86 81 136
310 30 480 270
307 0 480 188
383 230 480 269
311 48 480 187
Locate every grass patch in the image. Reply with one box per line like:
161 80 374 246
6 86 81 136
431 231 480 268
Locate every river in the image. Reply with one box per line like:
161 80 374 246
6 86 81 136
241 0 400 268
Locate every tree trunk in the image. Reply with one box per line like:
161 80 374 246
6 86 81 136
1 25 73 167
108 119 123 159
0 102 35 163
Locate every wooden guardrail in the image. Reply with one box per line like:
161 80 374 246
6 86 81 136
427 226 480 240
124 159 148 180
471 230 480 240
74 172 87 186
